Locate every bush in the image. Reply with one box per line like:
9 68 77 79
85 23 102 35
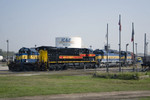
93 72 140 80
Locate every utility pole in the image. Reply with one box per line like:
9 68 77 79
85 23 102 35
131 23 135 71
135 43 137 56
146 42 148 55
106 23 109 72
118 14 121 72
6 40 9 64
144 33 146 63
126 44 129 66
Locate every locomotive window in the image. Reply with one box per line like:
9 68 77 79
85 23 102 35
110 50 114 53
116 52 119 54
94 50 103 54
85 49 88 53
89 49 93 53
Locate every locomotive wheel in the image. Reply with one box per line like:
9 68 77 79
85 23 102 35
8 63 14 71
62 65 68 70
55 65 60 71
40 64 46 71
49 65 55 71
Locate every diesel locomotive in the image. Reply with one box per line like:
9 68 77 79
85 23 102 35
94 49 133 67
8 46 135 71
8 46 96 71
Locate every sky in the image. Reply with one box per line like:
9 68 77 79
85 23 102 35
0 0 150 53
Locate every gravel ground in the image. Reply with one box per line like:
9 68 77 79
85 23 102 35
0 62 8 71
0 63 146 78
0 91 150 100
0 62 144 75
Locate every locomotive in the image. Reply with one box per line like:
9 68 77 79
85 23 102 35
8 46 96 71
9 47 39 71
93 49 133 67
8 46 134 71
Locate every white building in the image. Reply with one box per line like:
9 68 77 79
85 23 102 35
0 55 3 61
55 37 82 48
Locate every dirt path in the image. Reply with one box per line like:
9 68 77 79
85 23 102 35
1 91 150 100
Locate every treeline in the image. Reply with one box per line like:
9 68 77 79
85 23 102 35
0 49 15 58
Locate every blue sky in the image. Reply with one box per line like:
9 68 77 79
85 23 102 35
0 0 150 53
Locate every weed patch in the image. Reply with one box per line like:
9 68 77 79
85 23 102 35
93 72 147 80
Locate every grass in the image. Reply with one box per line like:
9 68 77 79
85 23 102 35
0 72 150 98
139 96 150 100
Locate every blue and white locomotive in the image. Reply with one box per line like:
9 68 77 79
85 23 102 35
9 47 39 71
15 47 39 63
94 49 133 67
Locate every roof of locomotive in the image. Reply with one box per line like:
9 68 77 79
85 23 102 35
37 46 93 51
19 47 29 52
94 49 119 53
30 48 38 53
36 46 56 50
18 47 38 53
94 49 133 56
